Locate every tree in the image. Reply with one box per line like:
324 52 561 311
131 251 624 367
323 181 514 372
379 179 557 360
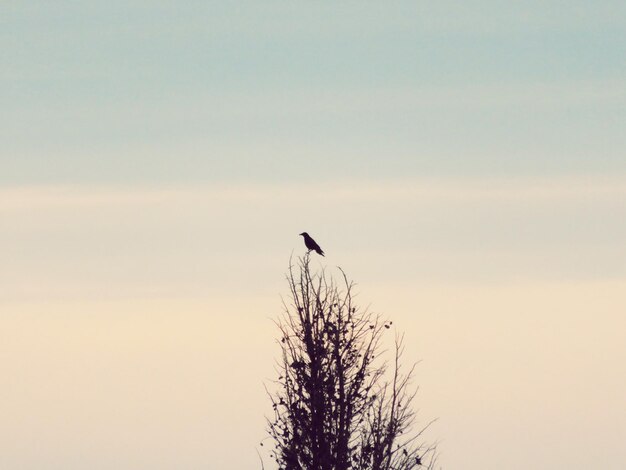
264 255 437 470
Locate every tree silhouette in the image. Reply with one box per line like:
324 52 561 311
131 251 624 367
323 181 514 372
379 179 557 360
264 255 437 470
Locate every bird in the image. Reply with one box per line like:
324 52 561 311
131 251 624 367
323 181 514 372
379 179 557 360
299 232 325 256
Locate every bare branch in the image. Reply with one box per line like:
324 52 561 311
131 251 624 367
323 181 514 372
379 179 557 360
264 256 437 470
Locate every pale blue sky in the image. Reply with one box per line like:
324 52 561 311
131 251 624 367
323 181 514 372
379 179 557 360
2 1 625 184
2 3 626 470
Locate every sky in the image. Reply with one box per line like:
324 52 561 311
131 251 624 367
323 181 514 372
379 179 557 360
1 1 625 469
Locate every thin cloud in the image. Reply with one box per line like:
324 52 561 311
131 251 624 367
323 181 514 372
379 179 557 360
2 174 625 212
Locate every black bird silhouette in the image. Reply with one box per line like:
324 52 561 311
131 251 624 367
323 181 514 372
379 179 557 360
299 232 325 256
